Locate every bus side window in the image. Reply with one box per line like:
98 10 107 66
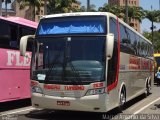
107 17 118 86
19 26 36 51
120 24 128 53
10 24 18 49
128 29 136 55
0 21 10 48
135 35 139 56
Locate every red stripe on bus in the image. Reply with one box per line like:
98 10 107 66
107 17 120 92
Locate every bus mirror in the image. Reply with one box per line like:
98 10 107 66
20 35 35 56
106 34 114 59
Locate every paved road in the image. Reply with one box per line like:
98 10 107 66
0 85 160 120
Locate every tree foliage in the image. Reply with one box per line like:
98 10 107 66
143 31 160 52
47 0 76 14
98 4 145 25
18 0 44 21
144 10 160 23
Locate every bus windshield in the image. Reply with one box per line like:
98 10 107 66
37 16 106 35
32 36 106 84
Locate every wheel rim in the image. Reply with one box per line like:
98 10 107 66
147 83 151 93
120 92 125 106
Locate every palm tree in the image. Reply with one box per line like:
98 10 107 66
144 10 160 43
143 31 160 51
98 4 144 25
127 6 145 26
77 4 96 12
47 0 77 14
98 4 125 19
19 0 43 21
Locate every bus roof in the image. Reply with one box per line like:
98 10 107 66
41 12 110 18
0 16 38 28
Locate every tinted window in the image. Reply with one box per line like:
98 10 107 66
107 18 118 86
32 36 106 84
0 21 10 48
119 23 153 58
0 20 36 50
19 26 36 51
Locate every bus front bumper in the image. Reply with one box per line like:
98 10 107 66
31 93 108 112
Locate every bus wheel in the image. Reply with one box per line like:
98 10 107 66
118 88 126 112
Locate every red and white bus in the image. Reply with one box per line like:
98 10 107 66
0 16 37 102
20 12 154 112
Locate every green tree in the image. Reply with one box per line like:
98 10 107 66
79 6 86 12
127 6 145 25
47 0 78 14
19 0 44 21
143 31 160 52
77 4 96 12
98 4 124 18
98 4 145 26
144 10 160 44
89 4 96 12
144 10 160 23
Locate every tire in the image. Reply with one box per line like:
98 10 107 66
118 88 126 112
145 80 151 96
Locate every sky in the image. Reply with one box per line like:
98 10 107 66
79 0 160 33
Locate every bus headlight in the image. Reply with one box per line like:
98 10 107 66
86 88 105 96
32 86 43 94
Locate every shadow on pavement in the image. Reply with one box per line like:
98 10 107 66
0 98 31 112
25 108 121 120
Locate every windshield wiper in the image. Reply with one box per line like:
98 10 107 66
44 51 63 83
66 62 82 84
62 38 82 84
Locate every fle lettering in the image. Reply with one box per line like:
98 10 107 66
7 50 31 66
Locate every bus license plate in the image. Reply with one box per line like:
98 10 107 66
57 101 70 106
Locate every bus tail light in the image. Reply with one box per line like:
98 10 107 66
85 88 105 96
32 86 43 94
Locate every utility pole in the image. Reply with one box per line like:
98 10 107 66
125 0 129 24
151 5 154 47
87 0 90 12
0 0 2 16
159 0 160 10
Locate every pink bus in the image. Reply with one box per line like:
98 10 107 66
0 16 37 102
